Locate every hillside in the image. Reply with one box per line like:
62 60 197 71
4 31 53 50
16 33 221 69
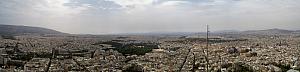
0 24 66 35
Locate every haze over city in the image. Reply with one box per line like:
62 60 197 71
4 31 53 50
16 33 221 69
1 0 300 34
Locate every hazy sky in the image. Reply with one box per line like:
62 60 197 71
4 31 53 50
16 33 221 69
0 0 300 34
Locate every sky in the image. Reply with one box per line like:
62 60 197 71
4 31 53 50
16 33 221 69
0 0 300 34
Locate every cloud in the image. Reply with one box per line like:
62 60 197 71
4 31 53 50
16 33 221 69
106 0 155 7
158 1 189 6
0 0 300 34
33 0 90 17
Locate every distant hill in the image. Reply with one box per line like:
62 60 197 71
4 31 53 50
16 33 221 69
213 30 240 34
0 24 66 35
207 28 300 36
295 30 300 33
116 32 200 36
242 28 295 34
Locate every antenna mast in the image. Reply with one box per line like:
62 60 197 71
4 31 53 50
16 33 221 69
206 25 209 72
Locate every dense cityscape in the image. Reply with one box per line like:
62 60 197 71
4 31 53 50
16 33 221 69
0 29 299 72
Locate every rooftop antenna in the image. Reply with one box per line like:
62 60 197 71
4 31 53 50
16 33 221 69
206 25 210 72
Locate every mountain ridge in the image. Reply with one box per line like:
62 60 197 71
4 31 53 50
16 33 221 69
241 28 297 34
0 24 66 35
